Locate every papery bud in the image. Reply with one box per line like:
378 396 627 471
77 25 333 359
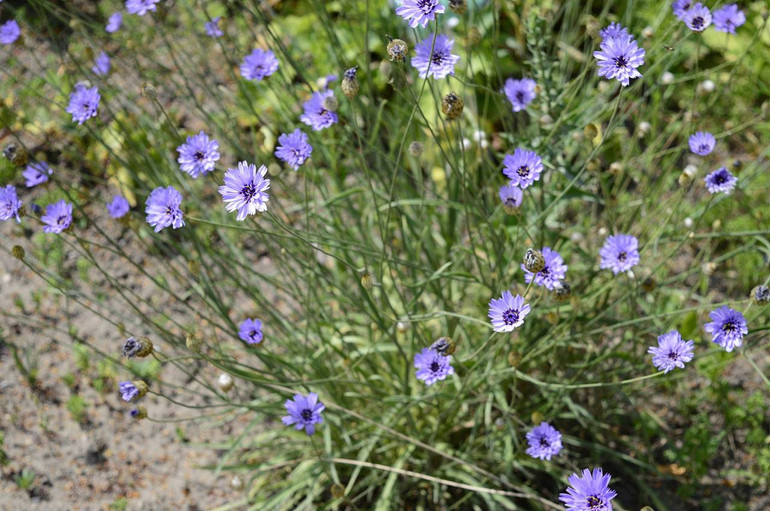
408 141 423 157
230 475 244 491
330 483 345 499
186 334 202 353
11 245 25 260
642 277 656 293
523 248 545 273
430 337 456 356
130 407 147 420
217 373 234 392
3 144 28 167
441 92 464 120
507 351 522 366
448 0 467 14
609 162 623 175
361 272 373 289
341 67 359 99
638 121 651 136
121 336 154 358
642 26 654 39
661 72 675 85
386 37 408 62
141 82 157 100
553 281 572 302
750 285 769 305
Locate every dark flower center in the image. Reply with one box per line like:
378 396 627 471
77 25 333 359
301 409 313 421
614 55 628 69
57 215 68 225
667 351 679 360
241 183 256 201
502 309 519 325
722 321 736 333
517 165 530 177
418 0 432 12
699 144 709 153
692 17 704 29
430 360 440 373
587 496 602 509
432 53 444 66
617 251 627 261
539 438 550 447
250 330 257 338
540 267 550 277
713 173 727 185
194 151 205 161
82 102 91 111
505 198 517 207
515 91 525 103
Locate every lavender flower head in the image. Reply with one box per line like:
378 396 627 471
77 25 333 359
672 0 694 20
559 468 617 511
504 78 537 113
106 12 123 33
414 347 454 386
281 392 325 436
300 90 339 131
683 3 711 32
488 291 530 333
648 330 695 373
66 84 100 125
107 196 130 218
704 306 748 352
599 22 630 41
119 382 140 402
275 129 313 170
205 16 223 38
521 246 567 291
593 35 645 87
0 20 21 45
502 148 544 189
240 48 279 81
498 183 523 209
41 200 73 234
689 131 715 156
412 34 460 80
238 318 264 344
92 51 111 76
599 234 639 274
126 0 160 16
526 422 563 461
395 0 445 29
713 4 746 34
145 186 185 232
0 185 22 223
176 131 220 178
218 161 270 221
23 162 52 188
704 167 737 195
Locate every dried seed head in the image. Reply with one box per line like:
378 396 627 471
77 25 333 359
11 245 25 260
323 94 339 111
130 407 147 420
3 143 28 167
361 272 373 289
531 411 544 425
141 82 157 100
641 277 656 293
751 285 770 305
121 336 154 358
523 248 546 273
386 37 408 62
467 27 482 45
132 380 149 399
217 373 234 392
441 92 464 120
330 484 345 499
186 334 202 353
341 66 359 99
552 281 572 302
408 141 423 157
609 162 623 175
449 0 467 14
396 321 409 333
430 337 456 356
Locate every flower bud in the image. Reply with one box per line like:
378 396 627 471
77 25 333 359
430 337 456 356
467 27 482 45
661 71 675 85
609 162 623 175
3 143 28 167
141 82 157 100
751 285 769 305
130 407 147 420
642 26 654 39
11 245 25 260
698 79 715 93
584 123 599 140
507 351 522 366
230 475 244 491
331 483 345 499
523 248 545 273
396 321 409 333
323 94 339 111
121 336 154 358
637 121 651 136
441 92 464 120
408 141 423 157
449 0 467 14
552 281 572 302
360 272 373 289
186 334 202 353
642 277 656 293
217 373 234 392
386 37 408 62
341 67 359 99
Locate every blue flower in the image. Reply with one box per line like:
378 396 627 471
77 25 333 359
0 20 20 45
525 422 563 460
23 162 52 188
599 22 630 41
281 393 325 436
145 186 185 232
0 185 22 223
412 34 460 80
107 196 130 219
704 306 748 352
688 131 715 156
704 167 737 195
498 183 523 209
413 347 454 386
395 0 445 29
205 16 223 38
559 468 617 511
521 246 567 291
599 234 639 275
683 3 711 31
92 51 111 76
275 129 313 170
672 0 694 20
106 12 123 33
126 0 160 16
713 4 745 34
593 35 645 87
66 84 100 125
238 318 264 344
176 131 220 178
503 78 537 113
488 291 530 333
502 148 543 189
119 382 140 402
300 90 338 131
240 48 279 81
41 200 73 234
218 162 270 221
648 330 695 373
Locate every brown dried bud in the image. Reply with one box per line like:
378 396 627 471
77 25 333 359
130 407 147 420
330 484 345 499
361 272 373 289
121 336 154 358
430 337 457 356
3 143 28 167
523 248 546 273
552 281 572 302
449 0 467 14
341 67 359 99
507 351 522 366
751 285 770 305
408 141 423 157
186 334 202 353
141 82 157 100
11 245 25 260
386 37 408 62
441 92 464 120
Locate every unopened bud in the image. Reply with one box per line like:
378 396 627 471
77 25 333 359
441 92 464 120
661 71 675 85
750 285 770 305
331 483 345 499
408 141 423 157
230 475 244 491
396 321 409 333
323 94 339 111
3 143 28 167
361 272 373 289
141 82 157 100
11 245 25 260
698 79 715 93
552 281 572 302
584 123 599 140
507 351 522 366
609 162 623 175
523 248 546 273
217 373 234 392
121 336 154 358
341 67 359 99
430 337 456 356
386 37 408 62
130 407 147 420
186 334 202 353
642 26 654 39
638 121 651 136
448 0 467 14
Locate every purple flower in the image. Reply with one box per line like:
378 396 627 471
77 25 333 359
488 291 530 332
126 0 160 16
92 51 111 76
498 183 523 209
689 131 715 156
502 148 544 189
0 185 22 223
106 12 123 33
145 186 185 232
559 468 617 511
0 20 20 45
599 22 630 41
107 196 130 218
704 306 747 352
521 246 567 291
218 161 270 221
683 3 711 31
176 131 220 178
238 318 264 344
66 84 100 125
23 162 52 187
713 4 745 34
599 234 639 275
412 34 460 80
593 35 645 87
281 392 325 435
648 330 695 373
704 167 737 195
504 78 537 113
395 0 445 29
672 0 694 20
119 381 140 402
413 347 454 386
240 48 279 81
300 90 339 131
275 129 313 170
205 16 223 38
526 422 563 460
41 200 73 234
